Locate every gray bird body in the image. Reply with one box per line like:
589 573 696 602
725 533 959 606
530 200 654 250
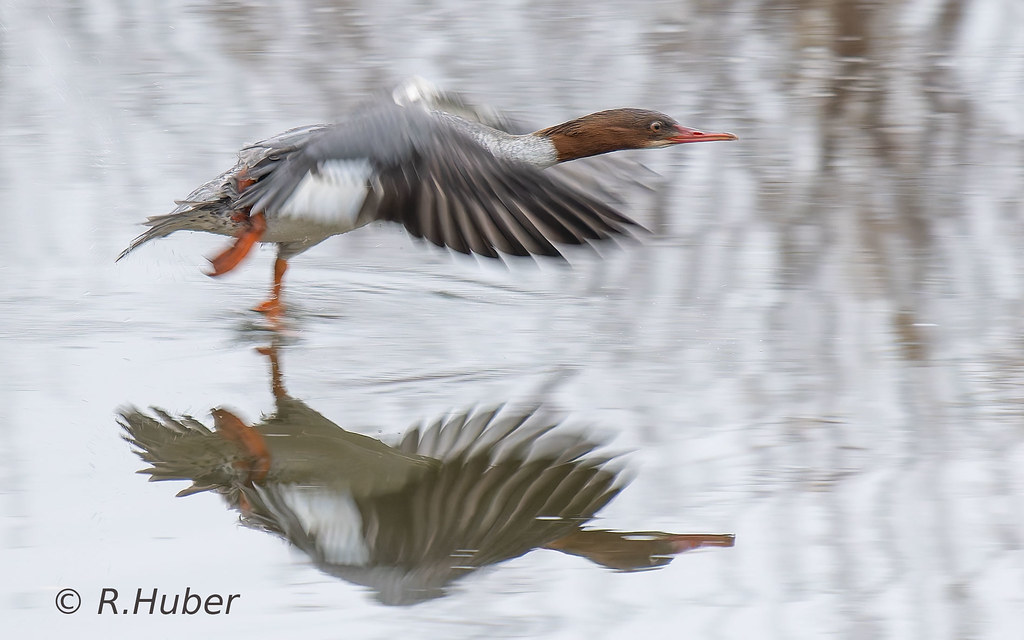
116 80 639 265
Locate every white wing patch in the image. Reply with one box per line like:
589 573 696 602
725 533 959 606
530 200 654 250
277 159 373 228
269 484 371 566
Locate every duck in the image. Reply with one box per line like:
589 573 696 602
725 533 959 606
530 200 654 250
116 79 737 320
119 341 735 605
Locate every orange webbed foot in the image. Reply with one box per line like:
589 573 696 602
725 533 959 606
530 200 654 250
206 212 267 277
211 408 271 483
251 257 289 328
253 298 284 315
253 297 286 330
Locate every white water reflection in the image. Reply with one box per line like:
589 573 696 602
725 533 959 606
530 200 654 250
2 1 1023 639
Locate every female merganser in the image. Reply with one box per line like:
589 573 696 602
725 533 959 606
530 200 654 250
119 342 736 605
117 80 737 319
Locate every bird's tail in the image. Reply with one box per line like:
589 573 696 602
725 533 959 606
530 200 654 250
116 212 187 262
115 204 238 262
118 406 240 497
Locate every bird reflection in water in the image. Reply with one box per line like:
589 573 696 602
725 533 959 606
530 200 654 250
119 344 734 605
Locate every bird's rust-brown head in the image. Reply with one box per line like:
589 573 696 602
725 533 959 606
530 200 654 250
534 108 737 163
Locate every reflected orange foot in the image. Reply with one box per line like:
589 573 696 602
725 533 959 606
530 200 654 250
253 297 283 314
255 344 287 398
253 297 285 328
237 491 255 516
211 408 271 483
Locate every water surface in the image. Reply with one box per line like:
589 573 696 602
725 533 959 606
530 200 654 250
2 1 1023 638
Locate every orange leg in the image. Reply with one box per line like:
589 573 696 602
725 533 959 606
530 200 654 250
206 212 267 277
252 257 288 321
255 341 287 399
211 408 271 484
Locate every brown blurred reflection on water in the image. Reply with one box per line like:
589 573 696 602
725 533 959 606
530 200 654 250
1 1 1022 638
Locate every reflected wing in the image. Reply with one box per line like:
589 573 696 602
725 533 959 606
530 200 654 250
364 405 626 572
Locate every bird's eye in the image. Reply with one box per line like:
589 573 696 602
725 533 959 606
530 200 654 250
650 121 663 133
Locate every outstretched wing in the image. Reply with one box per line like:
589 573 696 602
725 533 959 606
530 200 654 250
233 102 641 260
